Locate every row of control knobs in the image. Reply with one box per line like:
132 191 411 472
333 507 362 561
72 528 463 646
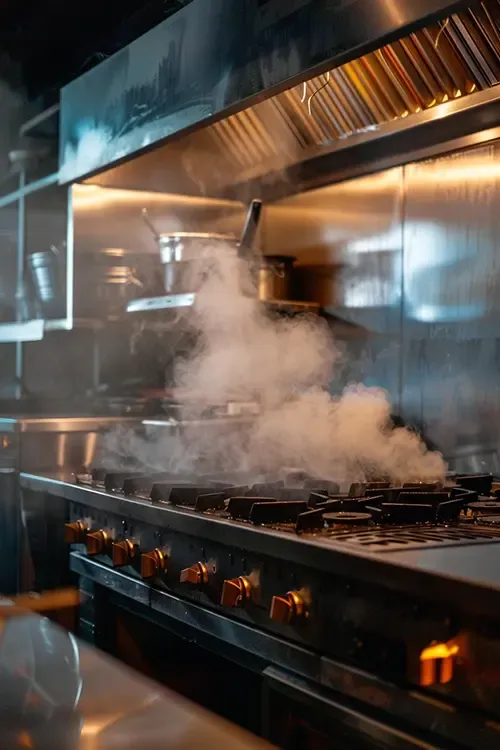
65 522 307 624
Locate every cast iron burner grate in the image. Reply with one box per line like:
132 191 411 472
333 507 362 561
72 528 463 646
76 469 500 545
323 523 500 552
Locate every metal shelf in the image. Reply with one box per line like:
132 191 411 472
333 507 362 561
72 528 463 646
0 314 196 342
0 172 59 209
127 294 196 312
0 320 45 342
126 294 320 315
20 104 59 140
0 318 105 342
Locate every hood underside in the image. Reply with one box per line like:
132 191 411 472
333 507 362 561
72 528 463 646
60 0 473 183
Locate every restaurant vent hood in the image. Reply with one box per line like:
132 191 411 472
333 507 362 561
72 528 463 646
85 0 500 203
59 0 475 185
206 0 500 190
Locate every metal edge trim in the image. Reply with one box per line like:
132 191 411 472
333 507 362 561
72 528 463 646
0 172 59 209
263 667 446 750
233 85 500 200
70 552 151 606
319 657 500 750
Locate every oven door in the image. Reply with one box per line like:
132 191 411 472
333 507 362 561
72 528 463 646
263 667 446 750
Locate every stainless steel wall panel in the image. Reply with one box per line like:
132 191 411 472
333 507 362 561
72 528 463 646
266 168 404 407
401 141 500 466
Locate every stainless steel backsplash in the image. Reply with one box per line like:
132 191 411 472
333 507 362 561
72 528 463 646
263 139 500 472
9 135 500 474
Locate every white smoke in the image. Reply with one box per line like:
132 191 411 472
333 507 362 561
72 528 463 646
96 245 446 484
171 251 447 484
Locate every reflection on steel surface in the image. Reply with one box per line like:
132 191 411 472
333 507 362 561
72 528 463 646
0 614 272 749
402 140 500 463
264 136 500 470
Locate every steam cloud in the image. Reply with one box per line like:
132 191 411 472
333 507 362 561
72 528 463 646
172 251 447 485
99 248 446 486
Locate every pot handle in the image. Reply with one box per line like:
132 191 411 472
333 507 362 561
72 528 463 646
141 208 161 242
238 199 262 260
48 240 66 257
128 270 144 288
270 266 286 279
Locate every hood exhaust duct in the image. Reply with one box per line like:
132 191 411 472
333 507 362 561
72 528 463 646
59 0 473 183
200 0 500 189
81 0 500 203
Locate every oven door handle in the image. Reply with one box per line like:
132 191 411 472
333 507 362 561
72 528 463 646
262 666 446 750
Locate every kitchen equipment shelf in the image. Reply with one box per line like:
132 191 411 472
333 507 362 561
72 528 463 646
0 318 105 343
126 294 321 316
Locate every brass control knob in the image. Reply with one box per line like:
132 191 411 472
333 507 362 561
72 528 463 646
112 539 137 567
141 549 166 579
86 530 109 556
180 562 209 585
270 591 307 624
221 576 252 608
64 521 87 544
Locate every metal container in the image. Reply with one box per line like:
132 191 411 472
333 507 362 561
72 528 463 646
27 246 65 319
77 248 161 317
158 233 237 294
257 255 295 302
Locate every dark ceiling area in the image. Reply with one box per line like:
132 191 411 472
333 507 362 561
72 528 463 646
0 0 188 102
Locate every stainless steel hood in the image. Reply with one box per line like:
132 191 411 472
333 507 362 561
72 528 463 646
211 1 500 179
59 0 471 184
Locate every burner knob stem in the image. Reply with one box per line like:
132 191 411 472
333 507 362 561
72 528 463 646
64 521 87 544
112 539 137 567
180 562 210 585
270 591 307 624
141 549 166 579
221 576 252 607
86 530 109 556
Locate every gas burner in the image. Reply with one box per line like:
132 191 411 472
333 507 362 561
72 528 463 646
250 501 309 525
468 501 500 515
324 512 373 526
455 473 495 496
75 466 488 533
476 515 500 525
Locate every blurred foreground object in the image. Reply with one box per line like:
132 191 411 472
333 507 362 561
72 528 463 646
0 612 274 749
0 587 81 618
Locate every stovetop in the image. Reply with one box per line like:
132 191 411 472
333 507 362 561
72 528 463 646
19 466 500 613
73 469 500 553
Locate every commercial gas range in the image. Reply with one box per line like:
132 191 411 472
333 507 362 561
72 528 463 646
19 467 500 749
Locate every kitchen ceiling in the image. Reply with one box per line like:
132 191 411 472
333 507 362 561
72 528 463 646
0 0 190 100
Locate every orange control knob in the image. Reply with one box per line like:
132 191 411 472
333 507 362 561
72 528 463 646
270 591 307 624
141 549 166 579
221 576 252 607
86 530 109 556
180 562 209 585
112 539 137 567
64 521 87 544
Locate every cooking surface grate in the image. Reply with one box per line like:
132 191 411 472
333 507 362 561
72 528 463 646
326 523 500 552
